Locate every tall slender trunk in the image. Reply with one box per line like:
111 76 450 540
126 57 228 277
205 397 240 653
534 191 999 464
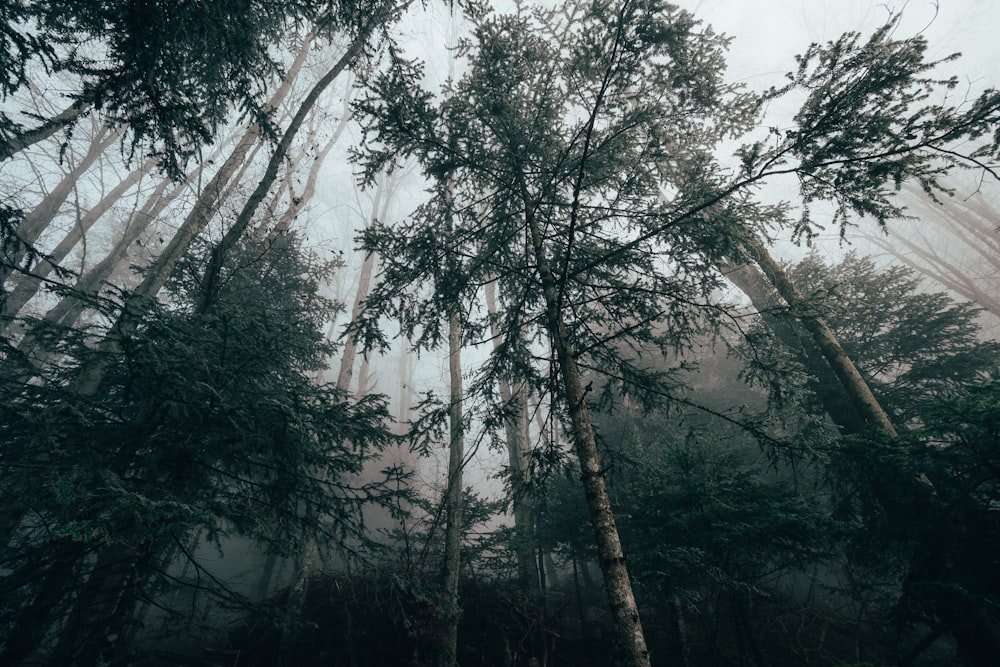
438 308 465 667
2 126 118 284
1 156 157 326
196 19 377 313
485 279 538 592
743 236 897 437
524 207 651 667
336 177 386 392
277 165 394 661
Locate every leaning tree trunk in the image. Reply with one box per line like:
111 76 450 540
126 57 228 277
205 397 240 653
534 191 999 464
195 19 376 313
525 206 651 667
0 97 94 161
14 173 180 367
719 256 868 435
65 26 318 397
2 125 118 287
742 235 898 437
1 156 157 328
733 238 1000 662
270 90 352 238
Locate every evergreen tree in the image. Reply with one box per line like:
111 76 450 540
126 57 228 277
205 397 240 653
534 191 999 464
0 232 395 664
353 2 998 663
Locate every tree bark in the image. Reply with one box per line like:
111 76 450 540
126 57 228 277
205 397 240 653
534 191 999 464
719 257 868 435
2 126 118 285
336 177 387 392
195 20 375 313
271 91 352 237
743 236 898 438
437 308 465 667
525 206 651 667
0 97 93 161
14 174 179 365
485 279 539 592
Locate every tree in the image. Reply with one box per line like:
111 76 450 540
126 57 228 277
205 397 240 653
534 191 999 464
737 252 1000 665
0 231 394 664
356 2 761 663
353 2 999 664
0 0 379 174
860 180 1000 324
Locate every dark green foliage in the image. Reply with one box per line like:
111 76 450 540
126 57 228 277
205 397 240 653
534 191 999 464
747 17 1000 240
0 0 381 174
620 443 827 596
353 0 755 428
745 252 1000 428
828 383 1000 667
736 253 1000 664
0 231 395 662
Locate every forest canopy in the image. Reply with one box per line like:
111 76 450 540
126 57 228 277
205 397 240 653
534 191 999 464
1 1 999 666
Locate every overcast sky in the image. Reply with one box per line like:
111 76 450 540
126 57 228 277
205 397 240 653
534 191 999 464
695 0 996 91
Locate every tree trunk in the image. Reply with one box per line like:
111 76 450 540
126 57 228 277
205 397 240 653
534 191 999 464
525 207 651 667
271 91 352 237
195 21 375 313
2 126 118 285
336 177 386 392
0 97 93 161
437 308 465 667
14 174 180 368
485 279 539 592
743 236 898 437
720 257 868 435
1 156 157 327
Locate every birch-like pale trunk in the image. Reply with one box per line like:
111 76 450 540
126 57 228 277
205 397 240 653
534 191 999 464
438 307 465 667
1 156 157 326
524 205 651 667
67 29 314 397
32 175 178 335
2 126 118 285
742 236 898 437
271 91 352 237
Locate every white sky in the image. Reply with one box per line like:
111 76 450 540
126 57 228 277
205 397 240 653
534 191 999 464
696 0 997 91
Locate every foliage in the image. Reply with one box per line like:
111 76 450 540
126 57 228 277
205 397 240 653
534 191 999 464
744 252 1000 427
0 231 395 661
0 0 386 174
826 381 1000 666
743 16 1000 241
